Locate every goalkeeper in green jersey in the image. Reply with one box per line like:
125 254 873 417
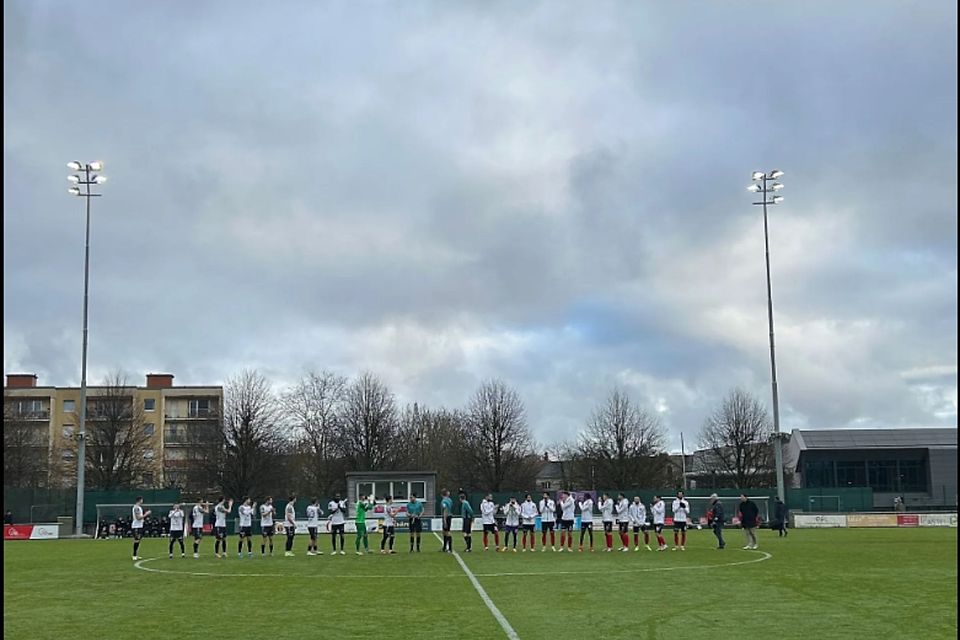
354 494 374 555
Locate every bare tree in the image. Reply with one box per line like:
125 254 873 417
2 401 50 487
283 370 347 496
463 380 537 491
574 388 667 489
78 372 155 490
396 403 466 490
205 370 291 499
696 388 774 488
336 372 398 471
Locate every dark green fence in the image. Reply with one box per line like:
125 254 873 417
3 487 181 524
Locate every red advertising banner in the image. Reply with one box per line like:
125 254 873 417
897 514 920 527
4 525 34 540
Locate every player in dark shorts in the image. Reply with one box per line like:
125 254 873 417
459 493 475 552
440 489 454 552
406 494 424 552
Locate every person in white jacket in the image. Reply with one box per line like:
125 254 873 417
628 496 651 551
480 495 500 552
520 494 538 552
615 493 631 552
539 492 556 552
577 493 595 552
651 496 667 551
558 491 576 551
501 498 521 552
672 490 690 551
597 494 615 552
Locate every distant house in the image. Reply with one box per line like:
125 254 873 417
536 460 565 492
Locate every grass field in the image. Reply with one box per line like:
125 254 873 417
4 528 957 639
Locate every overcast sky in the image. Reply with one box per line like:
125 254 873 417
4 1 957 451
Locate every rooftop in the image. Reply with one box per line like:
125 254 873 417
792 428 957 450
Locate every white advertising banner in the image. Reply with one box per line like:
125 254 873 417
919 513 958 528
30 523 60 539
794 514 847 528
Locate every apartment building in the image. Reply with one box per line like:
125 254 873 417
3 372 222 488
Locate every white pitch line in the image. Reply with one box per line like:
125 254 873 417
432 531 520 640
133 556 463 579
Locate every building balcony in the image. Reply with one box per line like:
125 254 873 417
164 409 218 420
12 410 50 421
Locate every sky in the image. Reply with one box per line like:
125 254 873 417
4 1 957 452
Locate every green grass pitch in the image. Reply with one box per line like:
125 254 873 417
4 528 956 639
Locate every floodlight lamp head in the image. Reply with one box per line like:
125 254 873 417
68 187 81 195
68 175 80 184
771 182 784 191
752 171 765 180
88 161 103 171
746 184 760 192
770 170 784 179
93 175 107 184
772 195 784 204
67 161 82 170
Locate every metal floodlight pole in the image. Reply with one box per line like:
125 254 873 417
749 170 786 503
67 161 106 536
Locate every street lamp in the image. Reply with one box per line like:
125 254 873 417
748 169 786 503
67 160 106 536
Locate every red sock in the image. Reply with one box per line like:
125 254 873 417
674 532 679 546
541 532 546 546
644 532 649 544
483 532 488 547
634 533 639 546
621 533 629 547
494 532 500 547
681 532 686 546
605 533 612 548
658 535 664 546
550 531 555 546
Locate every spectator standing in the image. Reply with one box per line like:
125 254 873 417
4 510 13 525
708 494 725 549
738 494 760 550
774 498 788 537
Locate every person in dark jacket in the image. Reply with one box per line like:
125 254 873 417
738 494 760 550
707 494 725 549
774 498 788 537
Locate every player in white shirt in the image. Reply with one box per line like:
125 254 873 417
379 495 399 555
598 493 615 552
190 500 208 558
539 492 556 551
520 494 538 552
651 495 667 551
167 503 186 559
237 497 257 558
615 493 631 552
578 493 595 552
283 495 297 556
213 496 233 559
480 495 500 551
558 490 576 552
501 497 521 552
305 498 324 556
672 490 690 551
130 496 151 560
327 495 347 555
260 497 276 556
629 496 651 551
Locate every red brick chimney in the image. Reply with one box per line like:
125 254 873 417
5 374 38 388
145 373 175 388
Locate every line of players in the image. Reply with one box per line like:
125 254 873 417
438 489 692 554
127 489 692 560
128 492 424 560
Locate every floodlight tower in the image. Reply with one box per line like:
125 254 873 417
67 160 107 536
747 170 786 503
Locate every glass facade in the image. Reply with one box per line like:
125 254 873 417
804 456 929 493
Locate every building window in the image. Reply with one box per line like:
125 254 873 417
63 399 76 413
802 460 835 487
898 459 927 492
836 460 867 487
144 423 155 437
410 481 426 500
188 399 210 417
15 399 43 415
144 398 156 411
63 425 75 439
357 482 375 500
164 424 185 443
868 460 898 492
